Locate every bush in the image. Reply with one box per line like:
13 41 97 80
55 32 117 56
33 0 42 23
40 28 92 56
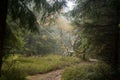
1 68 26 80
0 55 26 80
62 62 111 80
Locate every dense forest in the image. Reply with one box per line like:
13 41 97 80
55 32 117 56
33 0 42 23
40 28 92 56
0 0 119 80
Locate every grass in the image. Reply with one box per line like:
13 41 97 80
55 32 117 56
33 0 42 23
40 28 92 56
61 62 112 80
1 54 80 80
17 54 80 74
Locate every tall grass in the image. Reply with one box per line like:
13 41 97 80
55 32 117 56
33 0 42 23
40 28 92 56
16 54 80 74
62 62 112 80
1 54 80 80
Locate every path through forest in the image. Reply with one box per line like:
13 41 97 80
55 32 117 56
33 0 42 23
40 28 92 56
27 69 64 80
26 61 95 80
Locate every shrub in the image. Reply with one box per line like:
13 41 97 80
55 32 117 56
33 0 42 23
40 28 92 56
62 62 111 80
1 68 26 80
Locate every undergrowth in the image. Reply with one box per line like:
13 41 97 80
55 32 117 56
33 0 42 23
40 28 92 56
1 54 80 80
62 62 112 80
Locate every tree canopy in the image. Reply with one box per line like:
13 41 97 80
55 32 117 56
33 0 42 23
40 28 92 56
70 0 120 79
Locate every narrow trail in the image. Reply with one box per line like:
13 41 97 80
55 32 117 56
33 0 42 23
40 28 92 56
27 61 96 80
26 69 64 80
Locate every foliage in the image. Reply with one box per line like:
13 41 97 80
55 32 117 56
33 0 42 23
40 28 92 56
66 0 120 79
4 0 66 56
0 68 26 80
71 0 120 66
62 63 112 80
1 54 80 79
8 0 66 30
0 0 67 77
21 29 58 55
1 55 26 80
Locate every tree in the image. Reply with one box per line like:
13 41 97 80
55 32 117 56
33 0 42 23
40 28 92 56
71 0 120 79
0 0 8 76
22 28 58 56
0 0 66 76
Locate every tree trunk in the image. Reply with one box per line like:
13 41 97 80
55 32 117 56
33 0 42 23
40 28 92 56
0 0 8 77
112 18 120 80
82 53 86 60
111 0 120 79
113 25 120 80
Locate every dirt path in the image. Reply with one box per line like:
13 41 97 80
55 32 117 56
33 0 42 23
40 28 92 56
26 61 96 80
26 69 64 80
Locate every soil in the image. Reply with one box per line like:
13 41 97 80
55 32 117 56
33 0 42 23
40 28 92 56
26 69 64 80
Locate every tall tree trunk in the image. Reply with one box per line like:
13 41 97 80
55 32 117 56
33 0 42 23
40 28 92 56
112 24 120 80
0 0 8 77
112 0 120 79
114 24 120 80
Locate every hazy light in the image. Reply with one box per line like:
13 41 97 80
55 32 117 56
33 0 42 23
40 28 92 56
63 0 76 12
56 16 74 32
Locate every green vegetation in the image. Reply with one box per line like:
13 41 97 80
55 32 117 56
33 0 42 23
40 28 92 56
1 54 80 80
0 0 119 80
70 0 120 79
62 63 111 80
0 0 66 76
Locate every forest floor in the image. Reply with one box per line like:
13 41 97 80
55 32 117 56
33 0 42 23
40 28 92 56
26 61 94 80
26 69 64 80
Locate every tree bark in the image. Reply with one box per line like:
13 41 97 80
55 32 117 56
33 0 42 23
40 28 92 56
0 0 8 77
114 24 120 80
82 53 86 60
111 0 120 79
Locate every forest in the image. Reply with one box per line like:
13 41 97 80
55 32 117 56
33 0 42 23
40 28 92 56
0 0 120 80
